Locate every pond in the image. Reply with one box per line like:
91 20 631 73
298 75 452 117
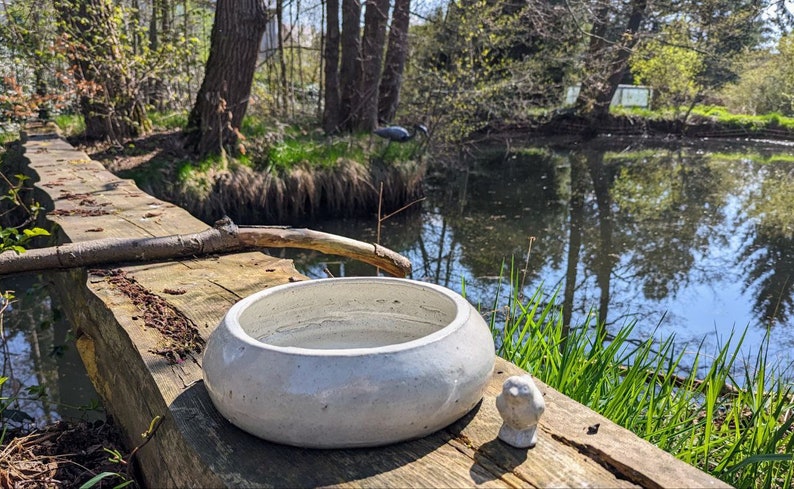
3 137 794 425
283 138 794 379
0 273 102 426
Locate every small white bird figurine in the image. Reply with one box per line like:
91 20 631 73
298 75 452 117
496 374 545 448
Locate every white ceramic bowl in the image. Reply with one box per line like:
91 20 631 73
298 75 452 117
202 277 495 448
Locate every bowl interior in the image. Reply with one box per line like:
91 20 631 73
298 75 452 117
235 279 459 350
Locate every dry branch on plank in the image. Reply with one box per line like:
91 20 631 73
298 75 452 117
0 218 412 277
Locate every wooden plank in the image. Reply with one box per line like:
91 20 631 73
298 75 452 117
18 131 731 488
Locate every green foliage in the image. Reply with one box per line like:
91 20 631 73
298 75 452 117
266 135 367 172
617 104 794 132
147 111 188 130
78 447 135 488
0 172 49 253
630 21 704 113
79 471 134 489
721 34 794 116
53 114 86 137
488 275 794 488
405 1 578 145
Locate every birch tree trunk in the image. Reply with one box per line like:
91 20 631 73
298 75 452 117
0 221 412 278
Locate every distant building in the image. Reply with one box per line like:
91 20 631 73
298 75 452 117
564 84 653 109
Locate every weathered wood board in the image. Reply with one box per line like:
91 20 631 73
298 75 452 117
12 131 731 488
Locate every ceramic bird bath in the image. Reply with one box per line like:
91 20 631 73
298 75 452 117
202 277 496 449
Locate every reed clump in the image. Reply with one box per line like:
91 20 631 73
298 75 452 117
166 155 425 224
487 279 794 488
118 122 428 225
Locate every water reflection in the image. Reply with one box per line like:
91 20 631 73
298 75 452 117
0 274 102 427
285 142 794 373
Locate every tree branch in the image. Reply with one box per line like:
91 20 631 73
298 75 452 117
0 218 412 278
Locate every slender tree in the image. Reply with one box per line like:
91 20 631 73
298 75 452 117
184 0 270 157
339 0 361 131
378 0 410 123
575 0 648 122
357 0 390 131
322 0 341 133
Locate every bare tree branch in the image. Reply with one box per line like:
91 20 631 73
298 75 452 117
0 218 412 278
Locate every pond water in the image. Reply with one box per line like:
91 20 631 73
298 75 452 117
0 273 102 426
4 137 794 424
283 139 794 379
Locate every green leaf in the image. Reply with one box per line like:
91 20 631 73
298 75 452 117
727 453 794 473
22 227 50 238
79 472 125 489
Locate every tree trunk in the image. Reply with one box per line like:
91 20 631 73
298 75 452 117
575 0 647 123
276 0 290 115
378 0 411 123
56 0 150 142
339 0 361 131
322 0 341 133
592 0 647 118
357 0 390 131
184 0 270 158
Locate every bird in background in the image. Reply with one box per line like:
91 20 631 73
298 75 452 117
373 124 428 159
373 124 428 142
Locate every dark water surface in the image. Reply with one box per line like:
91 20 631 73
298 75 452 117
284 139 794 378
0 273 102 426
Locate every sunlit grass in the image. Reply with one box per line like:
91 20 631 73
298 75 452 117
148 110 188 130
614 105 794 132
52 114 85 137
266 136 368 171
484 271 794 488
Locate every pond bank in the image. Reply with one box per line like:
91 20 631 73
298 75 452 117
475 113 794 145
84 130 426 226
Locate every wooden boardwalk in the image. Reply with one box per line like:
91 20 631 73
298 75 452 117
12 129 731 488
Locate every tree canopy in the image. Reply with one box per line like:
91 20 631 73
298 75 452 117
0 0 792 145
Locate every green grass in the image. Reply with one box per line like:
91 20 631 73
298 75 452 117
486 274 794 488
148 110 188 130
614 104 794 132
0 129 18 145
265 133 372 171
52 114 85 137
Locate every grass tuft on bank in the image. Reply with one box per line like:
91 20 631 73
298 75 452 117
614 105 794 133
485 273 794 489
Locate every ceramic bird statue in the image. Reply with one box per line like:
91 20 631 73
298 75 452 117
373 124 428 142
495 374 545 448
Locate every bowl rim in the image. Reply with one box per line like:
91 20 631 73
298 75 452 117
222 277 472 357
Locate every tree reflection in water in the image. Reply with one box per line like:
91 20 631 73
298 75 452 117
285 141 794 376
0 274 102 425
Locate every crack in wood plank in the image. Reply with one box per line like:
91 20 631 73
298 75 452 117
206 279 245 300
550 433 661 489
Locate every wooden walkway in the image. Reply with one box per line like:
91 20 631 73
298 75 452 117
12 128 730 488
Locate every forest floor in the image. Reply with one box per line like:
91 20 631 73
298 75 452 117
0 418 132 488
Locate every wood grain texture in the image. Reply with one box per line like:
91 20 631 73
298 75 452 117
19 131 731 488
